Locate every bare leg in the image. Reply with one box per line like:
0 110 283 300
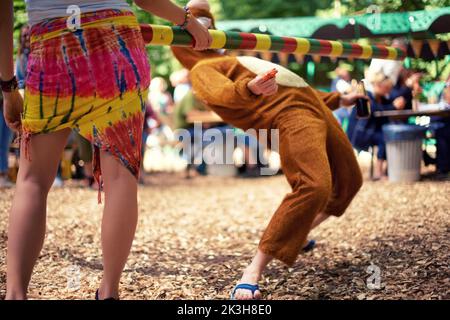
6 129 71 300
97 151 138 300
300 212 331 247
84 161 93 178
235 212 331 300
234 249 271 300
310 212 331 229
374 159 387 180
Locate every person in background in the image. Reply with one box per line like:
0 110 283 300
368 39 405 87
330 63 353 127
388 68 423 114
174 89 209 176
0 90 13 188
140 102 160 183
429 79 450 178
16 25 31 89
73 132 97 188
170 68 191 104
149 77 175 119
347 71 406 180
330 63 352 93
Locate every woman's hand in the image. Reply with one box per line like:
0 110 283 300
185 16 212 50
2 90 23 132
247 70 278 96
133 0 212 51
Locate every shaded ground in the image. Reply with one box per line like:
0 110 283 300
0 173 449 300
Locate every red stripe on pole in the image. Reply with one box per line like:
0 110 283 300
281 37 298 53
140 24 153 44
239 32 258 50
317 40 333 55
349 43 363 57
375 44 390 59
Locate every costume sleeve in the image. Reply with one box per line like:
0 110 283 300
314 89 342 111
190 61 261 108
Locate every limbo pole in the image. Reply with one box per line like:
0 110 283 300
140 24 406 61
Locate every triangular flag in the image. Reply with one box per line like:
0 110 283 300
245 50 258 57
411 39 423 58
279 52 289 66
295 53 304 64
261 51 273 61
428 39 440 57
312 55 321 63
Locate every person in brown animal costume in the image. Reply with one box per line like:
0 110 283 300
172 0 365 299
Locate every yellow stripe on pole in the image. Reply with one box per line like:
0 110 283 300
386 47 398 60
254 34 272 51
360 45 373 59
329 41 344 57
209 30 227 49
151 25 174 46
295 38 311 54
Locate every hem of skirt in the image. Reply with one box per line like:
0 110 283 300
20 129 33 162
91 141 141 205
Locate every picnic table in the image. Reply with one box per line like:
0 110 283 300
373 108 450 120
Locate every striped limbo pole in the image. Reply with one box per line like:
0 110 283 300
140 24 406 61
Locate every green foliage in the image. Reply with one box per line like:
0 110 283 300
220 0 331 19
10 0 450 83
13 0 27 50
409 56 450 81
341 0 450 13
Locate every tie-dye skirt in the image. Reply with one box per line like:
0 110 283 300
23 9 151 197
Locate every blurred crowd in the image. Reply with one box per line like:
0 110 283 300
1 27 449 189
331 54 450 180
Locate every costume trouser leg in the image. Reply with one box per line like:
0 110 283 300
259 107 362 266
322 109 363 217
259 108 333 266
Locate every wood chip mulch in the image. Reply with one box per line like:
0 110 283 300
1 173 449 300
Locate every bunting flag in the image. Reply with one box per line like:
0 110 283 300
140 24 407 61
261 51 273 62
295 53 305 64
427 39 441 57
312 55 322 63
411 39 424 57
279 52 290 66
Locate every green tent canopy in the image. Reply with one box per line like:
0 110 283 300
216 7 450 40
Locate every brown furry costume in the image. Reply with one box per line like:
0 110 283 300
171 8 363 266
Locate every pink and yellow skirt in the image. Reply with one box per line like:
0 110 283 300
23 9 151 196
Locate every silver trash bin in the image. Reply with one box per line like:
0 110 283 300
383 124 426 182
